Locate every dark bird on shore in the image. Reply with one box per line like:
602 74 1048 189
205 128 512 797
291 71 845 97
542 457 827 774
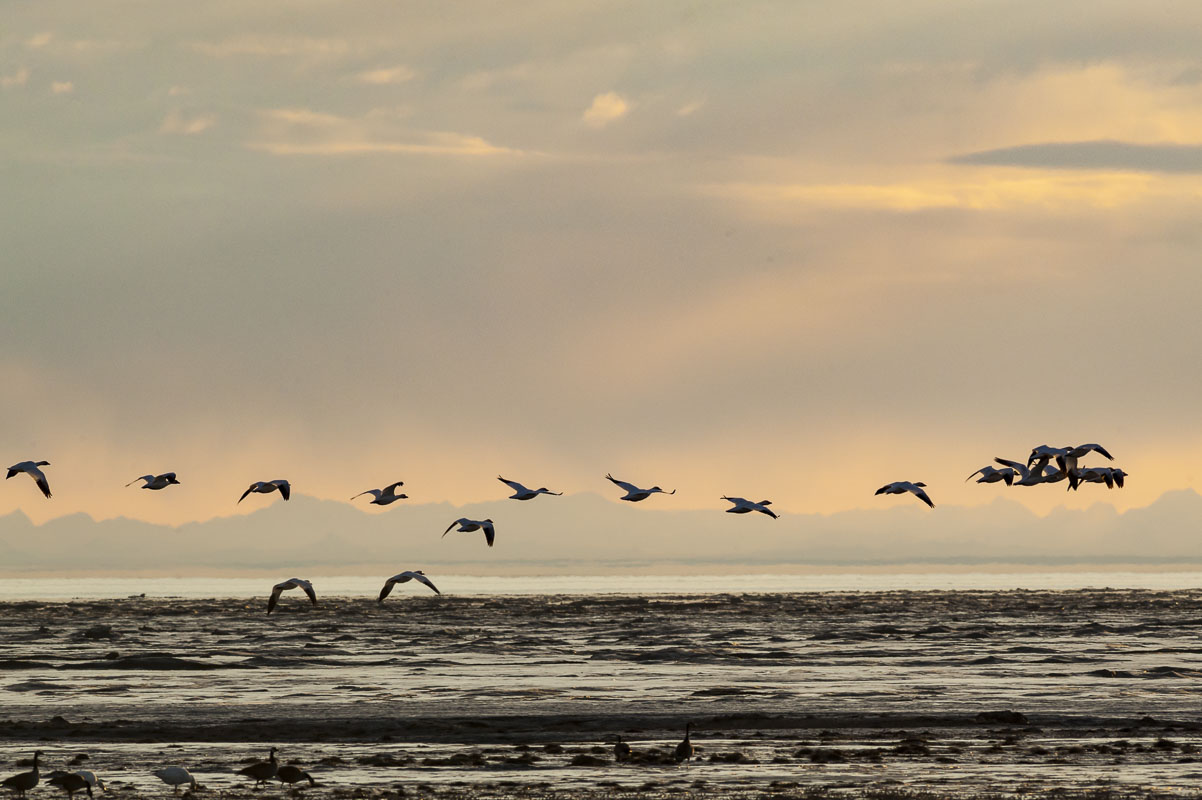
152 767 195 794
611 735 632 762
721 496 778 518
238 479 290 504
378 571 440 603
350 481 407 506
237 747 278 787
674 723 694 763
2 751 44 798
874 481 934 508
6 461 51 499
443 518 495 547
276 765 315 791
47 772 92 799
605 474 675 502
267 579 317 614
498 476 562 500
126 472 180 490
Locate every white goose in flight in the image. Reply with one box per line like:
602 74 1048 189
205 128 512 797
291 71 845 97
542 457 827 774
443 518 495 547
994 457 1064 486
377 570 441 602
266 578 317 614
1075 466 1127 489
605 474 675 502
238 479 291 504
126 472 180 490
6 461 51 499
351 481 407 506
965 465 1016 486
721 496 778 518
498 475 562 501
874 481 934 508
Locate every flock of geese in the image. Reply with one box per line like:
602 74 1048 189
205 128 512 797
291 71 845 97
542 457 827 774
2 729 699 797
6 443 1126 613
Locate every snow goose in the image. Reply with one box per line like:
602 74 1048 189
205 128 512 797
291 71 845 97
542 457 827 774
874 481 935 508
498 476 562 501
378 570 441 602
267 579 317 614
442 518 495 547
2 751 43 798
994 457 1052 487
721 496 778 518
126 472 180 490
6 461 51 499
350 481 407 506
238 479 290 504
152 767 195 795
965 465 1016 486
605 474 675 502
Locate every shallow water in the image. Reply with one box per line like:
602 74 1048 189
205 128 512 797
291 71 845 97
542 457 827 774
3 589 1202 797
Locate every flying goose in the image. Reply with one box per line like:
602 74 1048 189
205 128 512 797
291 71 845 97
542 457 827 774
994 457 1054 487
267 579 317 614
1075 466 1127 489
238 479 290 504
126 472 180 490
152 767 195 794
965 465 1016 486
237 747 278 787
498 476 562 501
442 518 495 547
874 481 934 508
6 462 51 499
378 571 441 602
721 496 778 518
350 481 407 506
605 474 675 502
2 751 44 798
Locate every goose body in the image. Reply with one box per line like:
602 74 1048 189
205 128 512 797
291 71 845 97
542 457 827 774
126 472 180 490
442 518 495 547
237 747 278 787
350 481 407 506
994 457 1052 487
378 570 441 602
152 767 195 794
2 751 43 798
238 479 290 504
46 773 92 799
721 496 778 518
267 579 317 614
612 735 632 762
276 765 315 788
605 474 675 502
674 723 694 763
874 481 934 508
6 461 51 499
1076 466 1127 489
498 476 562 501
965 465 1016 486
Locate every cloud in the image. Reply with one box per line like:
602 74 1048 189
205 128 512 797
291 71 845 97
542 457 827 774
249 107 519 156
50 81 74 94
354 65 416 85
189 35 350 59
676 99 705 116
582 91 629 127
1 68 30 88
160 109 217 135
26 32 53 49
950 140 1202 174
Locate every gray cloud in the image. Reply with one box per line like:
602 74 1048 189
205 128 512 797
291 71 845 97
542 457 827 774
950 140 1202 173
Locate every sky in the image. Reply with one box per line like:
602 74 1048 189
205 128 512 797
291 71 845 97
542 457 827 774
3 1 1202 532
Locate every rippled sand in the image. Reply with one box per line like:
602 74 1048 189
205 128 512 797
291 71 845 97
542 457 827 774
4 590 1202 798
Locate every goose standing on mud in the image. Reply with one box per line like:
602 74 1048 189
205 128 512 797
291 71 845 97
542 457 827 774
605 474 675 502
378 571 441 602
46 773 93 799
238 479 290 504
6 461 51 499
350 481 407 506
237 747 278 787
2 751 43 798
267 579 317 614
126 472 180 491
874 481 934 508
498 476 562 501
674 723 694 763
611 735 632 762
721 496 778 519
276 765 315 791
152 767 195 794
443 518 495 547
